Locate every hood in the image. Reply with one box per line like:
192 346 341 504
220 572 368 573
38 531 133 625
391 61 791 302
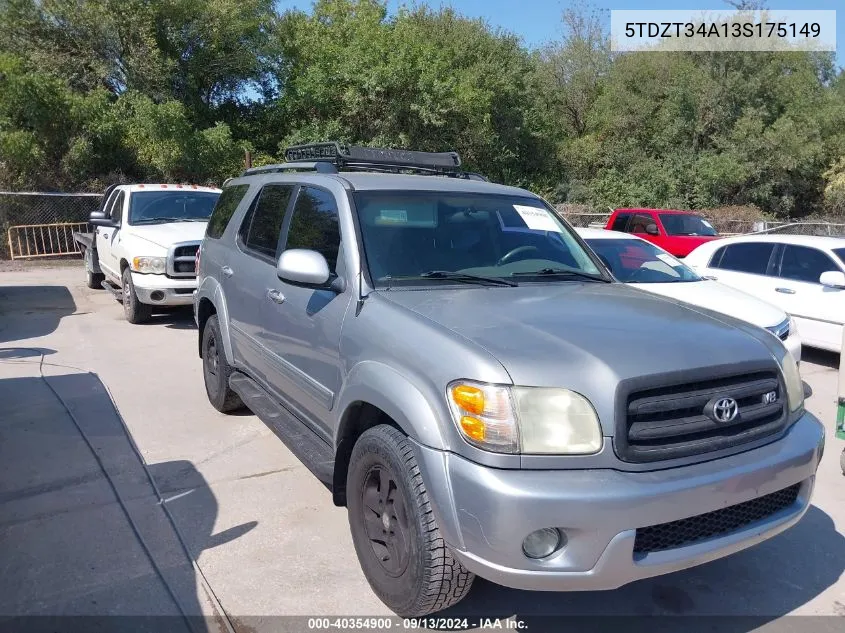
379 282 782 435
129 222 207 249
634 280 786 329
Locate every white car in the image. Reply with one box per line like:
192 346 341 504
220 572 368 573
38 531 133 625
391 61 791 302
576 228 802 363
75 183 222 323
684 233 845 352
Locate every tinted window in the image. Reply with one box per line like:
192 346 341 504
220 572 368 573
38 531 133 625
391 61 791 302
628 214 655 233
833 248 845 266
659 213 717 236
206 185 249 239
284 187 341 272
716 243 775 275
779 245 839 284
129 191 220 225
242 185 294 258
611 213 630 231
108 191 125 224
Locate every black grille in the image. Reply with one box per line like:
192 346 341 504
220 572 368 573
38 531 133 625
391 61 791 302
633 483 801 555
617 371 786 462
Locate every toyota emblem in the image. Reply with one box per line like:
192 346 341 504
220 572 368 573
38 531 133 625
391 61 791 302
711 397 739 423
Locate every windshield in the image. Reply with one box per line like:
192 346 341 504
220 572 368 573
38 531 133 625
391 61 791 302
353 191 606 287
659 213 718 236
584 237 701 283
129 191 220 225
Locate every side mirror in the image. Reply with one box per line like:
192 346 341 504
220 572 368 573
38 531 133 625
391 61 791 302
277 249 332 288
645 223 659 236
819 270 845 288
89 211 116 228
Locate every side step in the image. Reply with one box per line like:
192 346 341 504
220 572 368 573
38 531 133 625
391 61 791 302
229 372 335 486
101 279 122 300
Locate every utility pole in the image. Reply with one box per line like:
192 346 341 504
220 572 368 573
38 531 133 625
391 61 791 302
245 150 252 170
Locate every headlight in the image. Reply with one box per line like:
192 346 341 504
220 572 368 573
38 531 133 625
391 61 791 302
788 316 797 336
132 256 166 274
447 381 602 454
779 350 804 413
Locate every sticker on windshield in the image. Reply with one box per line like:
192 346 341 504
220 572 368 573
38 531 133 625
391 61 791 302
378 209 408 223
513 205 559 232
701 219 714 229
656 253 681 267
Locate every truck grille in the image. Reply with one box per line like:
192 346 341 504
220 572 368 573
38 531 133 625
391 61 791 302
617 370 786 463
633 483 801 555
166 242 200 278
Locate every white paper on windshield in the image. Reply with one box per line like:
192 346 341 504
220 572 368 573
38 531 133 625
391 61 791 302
701 219 714 229
656 253 681 267
513 205 560 232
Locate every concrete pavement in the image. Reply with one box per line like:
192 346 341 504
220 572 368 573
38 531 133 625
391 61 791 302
0 264 843 631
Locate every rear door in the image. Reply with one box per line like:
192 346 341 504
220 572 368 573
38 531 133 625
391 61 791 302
257 185 352 438
704 241 779 298
771 243 845 350
225 184 295 375
96 189 125 280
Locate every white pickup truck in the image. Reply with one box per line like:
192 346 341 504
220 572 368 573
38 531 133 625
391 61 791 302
73 183 222 323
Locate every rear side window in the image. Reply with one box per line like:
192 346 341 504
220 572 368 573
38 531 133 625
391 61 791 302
778 244 839 284
283 187 341 272
206 185 249 239
610 213 630 231
714 243 775 275
241 185 295 258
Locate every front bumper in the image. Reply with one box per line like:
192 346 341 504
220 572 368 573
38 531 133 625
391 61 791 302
131 272 197 306
415 412 823 592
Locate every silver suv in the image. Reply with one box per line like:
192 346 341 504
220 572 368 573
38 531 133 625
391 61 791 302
194 143 824 616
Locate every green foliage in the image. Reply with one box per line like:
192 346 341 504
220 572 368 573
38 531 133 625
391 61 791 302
0 0 843 220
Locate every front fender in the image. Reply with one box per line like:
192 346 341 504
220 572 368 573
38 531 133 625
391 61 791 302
335 361 449 451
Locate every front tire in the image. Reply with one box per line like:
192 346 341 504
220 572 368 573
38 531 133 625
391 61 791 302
347 425 474 617
121 268 152 324
201 314 243 413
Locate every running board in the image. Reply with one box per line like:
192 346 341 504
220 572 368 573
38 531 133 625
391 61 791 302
228 371 335 486
101 280 122 299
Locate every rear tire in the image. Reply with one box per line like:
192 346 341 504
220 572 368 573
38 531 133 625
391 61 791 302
347 425 474 617
121 268 152 324
86 268 105 289
202 314 243 413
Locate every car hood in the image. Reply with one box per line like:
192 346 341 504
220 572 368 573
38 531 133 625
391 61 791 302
633 280 786 329
380 282 782 434
129 222 207 249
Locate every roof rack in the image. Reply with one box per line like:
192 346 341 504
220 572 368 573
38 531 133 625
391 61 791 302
239 142 485 180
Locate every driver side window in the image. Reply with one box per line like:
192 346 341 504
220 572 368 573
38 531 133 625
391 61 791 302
108 191 125 225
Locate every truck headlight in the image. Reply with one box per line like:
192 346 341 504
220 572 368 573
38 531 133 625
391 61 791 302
132 256 166 274
447 381 602 454
779 350 804 413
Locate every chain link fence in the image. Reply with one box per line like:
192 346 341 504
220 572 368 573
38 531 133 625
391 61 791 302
0 192 102 259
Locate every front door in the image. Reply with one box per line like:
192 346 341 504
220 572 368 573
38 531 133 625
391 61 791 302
770 243 845 350
257 185 351 439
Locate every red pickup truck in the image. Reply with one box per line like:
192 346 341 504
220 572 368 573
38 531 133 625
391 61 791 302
604 208 722 257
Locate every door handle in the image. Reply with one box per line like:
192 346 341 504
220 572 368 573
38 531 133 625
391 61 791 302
102 233 110 239
703 275 718 281
775 287 796 294
267 289 285 304
221 266 233 278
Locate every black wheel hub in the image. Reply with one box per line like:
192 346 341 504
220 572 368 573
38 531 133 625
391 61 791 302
361 465 411 577
204 334 220 395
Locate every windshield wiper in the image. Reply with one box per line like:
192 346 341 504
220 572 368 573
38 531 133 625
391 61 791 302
511 268 610 283
135 217 206 224
418 270 518 287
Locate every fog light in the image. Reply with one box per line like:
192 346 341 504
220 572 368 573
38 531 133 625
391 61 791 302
522 528 562 559
150 290 165 302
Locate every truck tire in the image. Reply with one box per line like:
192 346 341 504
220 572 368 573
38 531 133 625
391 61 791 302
121 268 153 324
201 314 243 412
86 268 105 290
347 425 474 617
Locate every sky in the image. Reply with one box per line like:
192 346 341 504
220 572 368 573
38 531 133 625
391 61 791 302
275 0 844 67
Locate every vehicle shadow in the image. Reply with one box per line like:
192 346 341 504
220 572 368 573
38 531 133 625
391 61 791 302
443 505 844 630
0 368 254 631
133 306 197 330
802 347 839 370
0 285 77 343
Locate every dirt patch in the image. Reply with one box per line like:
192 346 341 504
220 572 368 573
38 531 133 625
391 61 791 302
0 257 81 273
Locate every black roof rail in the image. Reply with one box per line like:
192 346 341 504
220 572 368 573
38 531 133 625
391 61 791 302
241 161 338 177
281 142 476 178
